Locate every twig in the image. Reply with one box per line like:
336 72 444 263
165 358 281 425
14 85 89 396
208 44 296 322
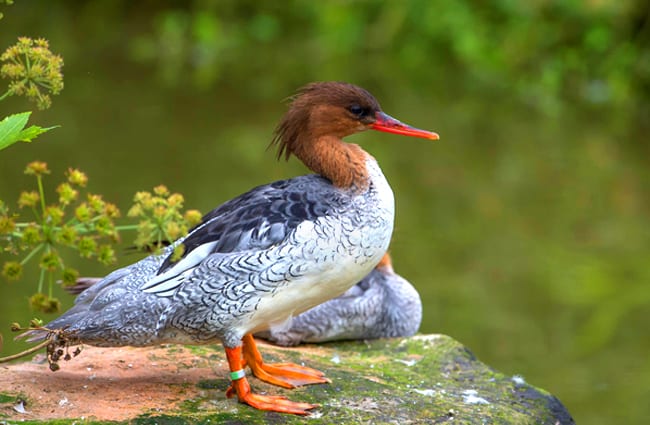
0 339 49 363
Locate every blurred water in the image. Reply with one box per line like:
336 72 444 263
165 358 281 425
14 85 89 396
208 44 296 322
1 3 649 425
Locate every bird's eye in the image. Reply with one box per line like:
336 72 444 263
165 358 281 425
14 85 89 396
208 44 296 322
348 104 366 118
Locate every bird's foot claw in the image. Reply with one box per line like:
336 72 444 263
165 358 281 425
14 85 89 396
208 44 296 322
240 391 318 415
251 361 330 388
227 378 317 415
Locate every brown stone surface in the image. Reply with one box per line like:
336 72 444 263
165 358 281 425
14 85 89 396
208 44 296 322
1 344 238 421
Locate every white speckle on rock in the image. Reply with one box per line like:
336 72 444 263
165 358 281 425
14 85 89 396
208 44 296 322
58 397 69 407
411 334 442 343
413 389 436 397
308 410 324 419
512 374 526 386
462 389 490 405
13 400 29 414
330 354 341 364
394 358 418 367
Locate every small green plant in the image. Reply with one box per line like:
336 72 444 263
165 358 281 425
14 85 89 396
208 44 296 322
0 37 62 152
0 33 202 317
1 162 120 312
0 25 205 358
0 163 202 313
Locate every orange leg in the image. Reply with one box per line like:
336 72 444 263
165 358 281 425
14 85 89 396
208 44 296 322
224 344 318 415
242 334 331 388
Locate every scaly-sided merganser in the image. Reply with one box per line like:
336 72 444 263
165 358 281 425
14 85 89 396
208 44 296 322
256 253 422 345
22 82 438 415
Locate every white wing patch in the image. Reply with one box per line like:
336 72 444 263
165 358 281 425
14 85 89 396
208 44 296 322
140 241 217 296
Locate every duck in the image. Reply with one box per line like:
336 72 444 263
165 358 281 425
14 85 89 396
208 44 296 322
255 252 422 345
22 81 438 415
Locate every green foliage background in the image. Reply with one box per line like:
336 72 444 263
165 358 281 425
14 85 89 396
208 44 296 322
0 1 648 424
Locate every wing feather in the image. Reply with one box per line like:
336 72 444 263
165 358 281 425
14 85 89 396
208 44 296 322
140 174 350 296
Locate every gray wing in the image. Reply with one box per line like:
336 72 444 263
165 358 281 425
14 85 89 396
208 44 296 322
138 174 351 296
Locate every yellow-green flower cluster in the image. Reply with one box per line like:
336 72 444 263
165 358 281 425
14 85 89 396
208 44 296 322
0 199 15 236
1 164 202 314
1 163 122 313
29 292 60 314
128 184 202 253
2 260 21 280
24 160 50 176
0 37 64 109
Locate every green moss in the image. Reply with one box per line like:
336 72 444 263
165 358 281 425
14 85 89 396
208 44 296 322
147 335 571 424
0 392 18 403
134 415 192 425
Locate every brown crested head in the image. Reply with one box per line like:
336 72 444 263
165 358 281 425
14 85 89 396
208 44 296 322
269 81 439 189
271 81 382 161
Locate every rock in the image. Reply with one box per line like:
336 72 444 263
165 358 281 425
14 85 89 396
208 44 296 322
0 334 574 424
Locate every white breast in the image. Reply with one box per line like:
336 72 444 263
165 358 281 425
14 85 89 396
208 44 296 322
240 158 395 335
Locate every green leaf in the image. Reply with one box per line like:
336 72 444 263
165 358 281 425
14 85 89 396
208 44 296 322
0 112 30 145
17 124 58 142
0 112 58 151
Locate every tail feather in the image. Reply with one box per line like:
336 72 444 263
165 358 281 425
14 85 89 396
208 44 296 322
15 328 49 343
16 309 88 343
61 277 102 296
16 275 116 344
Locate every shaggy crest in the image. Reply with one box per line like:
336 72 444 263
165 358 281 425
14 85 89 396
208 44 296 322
271 81 381 161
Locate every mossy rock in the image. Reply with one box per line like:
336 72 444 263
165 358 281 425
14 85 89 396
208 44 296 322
0 334 574 424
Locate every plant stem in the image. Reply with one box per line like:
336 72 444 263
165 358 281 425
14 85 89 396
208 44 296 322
115 224 139 231
37 267 45 294
0 90 11 101
30 206 39 221
20 243 44 265
36 175 46 215
0 339 50 364
48 267 53 298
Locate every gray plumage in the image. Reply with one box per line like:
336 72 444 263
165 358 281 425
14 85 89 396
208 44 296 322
255 262 422 346
60 259 422 347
